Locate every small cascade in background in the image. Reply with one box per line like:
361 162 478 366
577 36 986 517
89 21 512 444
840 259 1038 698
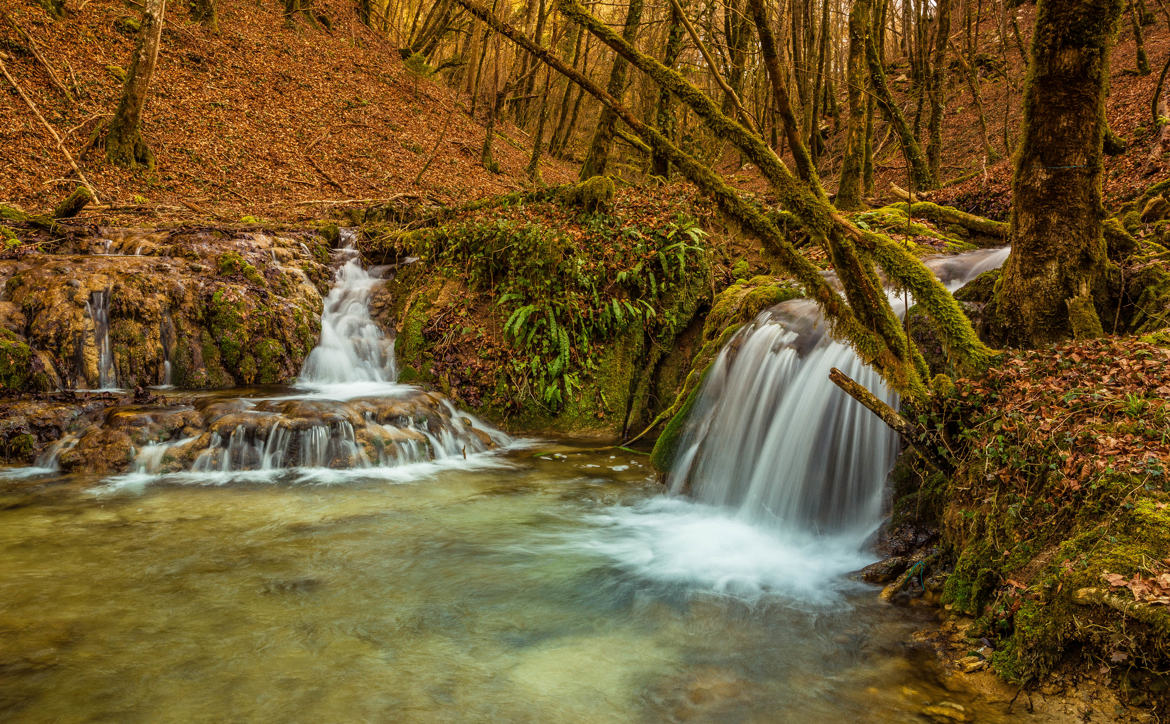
298 231 396 386
107 228 512 484
123 393 508 476
34 434 78 471
670 247 1010 538
86 289 117 390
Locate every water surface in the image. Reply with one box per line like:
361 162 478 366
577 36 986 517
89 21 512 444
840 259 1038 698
0 448 1000 722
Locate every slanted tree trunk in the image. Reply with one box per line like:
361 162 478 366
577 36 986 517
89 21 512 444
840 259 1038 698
866 22 936 189
994 0 1124 346
579 0 643 179
838 0 872 209
104 0 166 169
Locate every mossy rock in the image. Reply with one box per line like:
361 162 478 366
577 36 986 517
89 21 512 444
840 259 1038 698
559 176 615 213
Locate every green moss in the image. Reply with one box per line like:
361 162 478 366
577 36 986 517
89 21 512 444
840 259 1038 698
2 432 36 462
559 176 616 212
254 338 284 383
649 364 706 471
0 335 32 390
207 289 246 370
216 252 264 286
1139 328 1170 347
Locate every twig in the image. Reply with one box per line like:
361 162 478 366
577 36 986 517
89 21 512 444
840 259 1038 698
0 53 99 202
413 104 457 185
0 8 73 102
306 155 348 194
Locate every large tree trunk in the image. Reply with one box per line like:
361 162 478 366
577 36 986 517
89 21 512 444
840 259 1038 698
578 0 643 179
837 0 872 209
105 0 166 169
994 0 1124 346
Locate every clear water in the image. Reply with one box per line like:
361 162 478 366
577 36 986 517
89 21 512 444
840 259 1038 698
0 451 1003 723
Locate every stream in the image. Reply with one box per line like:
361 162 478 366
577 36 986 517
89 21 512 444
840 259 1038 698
0 238 1013 721
0 445 999 722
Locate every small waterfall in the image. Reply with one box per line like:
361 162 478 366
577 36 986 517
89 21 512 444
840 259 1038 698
671 247 1010 538
34 434 78 471
299 232 396 386
128 397 508 476
85 289 117 390
116 229 512 482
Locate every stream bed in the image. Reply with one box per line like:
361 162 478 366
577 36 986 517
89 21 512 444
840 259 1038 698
0 446 1003 723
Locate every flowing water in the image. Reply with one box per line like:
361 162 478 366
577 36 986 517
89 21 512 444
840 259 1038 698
0 245 1015 721
85 288 118 391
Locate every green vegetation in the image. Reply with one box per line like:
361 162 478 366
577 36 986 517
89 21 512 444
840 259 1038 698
372 188 714 433
897 340 1170 699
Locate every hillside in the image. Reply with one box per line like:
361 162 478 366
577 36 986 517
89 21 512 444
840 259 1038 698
0 0 574 222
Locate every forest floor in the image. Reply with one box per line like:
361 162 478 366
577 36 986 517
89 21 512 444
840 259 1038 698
3 0 1168 228
0 0 576 225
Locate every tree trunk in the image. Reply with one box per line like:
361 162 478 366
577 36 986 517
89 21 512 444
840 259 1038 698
189 0 217 29
105 0 166 169
865 27 936 189
925 0 949 180
838 0 872 209
578 0 643 179
651 2 685 177
994 0 1124 347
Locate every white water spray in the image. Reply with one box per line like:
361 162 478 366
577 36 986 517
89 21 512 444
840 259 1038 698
298 231 396 387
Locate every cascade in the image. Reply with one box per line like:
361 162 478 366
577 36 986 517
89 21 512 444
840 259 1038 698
119 230 511 479
671 247 1009 537
298 231 396 387
86 289 117 390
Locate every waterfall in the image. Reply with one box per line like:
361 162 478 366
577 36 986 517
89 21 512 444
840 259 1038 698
670 247 1010 538
298 232 396 386
86 289 117 390
112 229 512 484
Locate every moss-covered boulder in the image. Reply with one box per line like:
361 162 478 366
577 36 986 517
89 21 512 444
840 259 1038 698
0 228 326 391
369 186 718 438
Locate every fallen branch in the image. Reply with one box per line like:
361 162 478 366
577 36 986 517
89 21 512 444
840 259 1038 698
306 155 347 194
0 53 99 202
829 366 948 471
889 183 1009 238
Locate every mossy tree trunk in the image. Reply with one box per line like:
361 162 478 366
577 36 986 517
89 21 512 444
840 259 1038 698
994 0 1124 347
37 0 66 17
104 0 166 169
188 0 216 29
747 0 817 185
1129 0 1150 74
925 0 950 181
578 0 642 179
837 0 872 210
865 25 936 190
650 2 685 178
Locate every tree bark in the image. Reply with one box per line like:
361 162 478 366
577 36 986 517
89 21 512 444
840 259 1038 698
651 2 685 177
925 0 950 180
105 0 166 169
188 0 217 29
579 0 643 179
865 25 936 189
838 0 873 209
994 0 1124 347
